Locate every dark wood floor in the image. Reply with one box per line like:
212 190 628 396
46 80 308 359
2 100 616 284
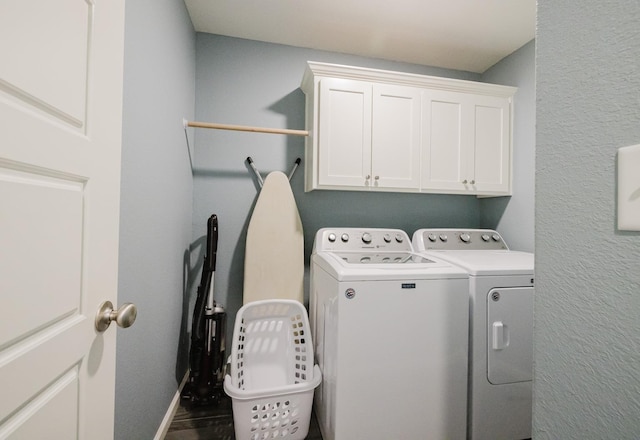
165 393 323 440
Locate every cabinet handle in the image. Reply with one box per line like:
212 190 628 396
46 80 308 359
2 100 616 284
374 175 379 180
462 179 468 184
366 175 371 180
470 180 475 185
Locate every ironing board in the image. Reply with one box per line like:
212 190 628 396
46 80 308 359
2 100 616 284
243 171 304 304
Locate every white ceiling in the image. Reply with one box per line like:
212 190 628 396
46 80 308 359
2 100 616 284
183 0 536 74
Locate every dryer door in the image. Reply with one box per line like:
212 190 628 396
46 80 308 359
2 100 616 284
487 287 533 384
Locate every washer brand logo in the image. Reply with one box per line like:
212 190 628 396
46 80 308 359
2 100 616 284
402 283 416 289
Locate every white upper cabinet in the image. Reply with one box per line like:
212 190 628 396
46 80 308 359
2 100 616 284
301 62 516 196
312 78 420 191
421 90 511 195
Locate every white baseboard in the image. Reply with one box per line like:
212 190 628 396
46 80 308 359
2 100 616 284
154 372 189 440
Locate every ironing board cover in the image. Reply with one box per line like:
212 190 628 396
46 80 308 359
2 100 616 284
243 171 304 304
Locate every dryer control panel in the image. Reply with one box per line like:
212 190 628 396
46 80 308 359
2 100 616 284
314 228 412 252
413 229 509 251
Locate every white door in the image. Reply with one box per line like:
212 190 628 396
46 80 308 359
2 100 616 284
371 84 421 190
421 89 472 192
0 1 126 439
470 95 511 194
318 78 372 188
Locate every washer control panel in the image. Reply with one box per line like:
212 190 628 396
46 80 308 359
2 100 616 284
414 229 509 251
315 228 412 252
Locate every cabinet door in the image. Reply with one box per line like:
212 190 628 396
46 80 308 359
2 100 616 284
371 84 421 189
471 95 511 194
318 78 372 187
421 90 473 192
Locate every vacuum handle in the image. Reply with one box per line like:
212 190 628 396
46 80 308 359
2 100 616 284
206 214 218 271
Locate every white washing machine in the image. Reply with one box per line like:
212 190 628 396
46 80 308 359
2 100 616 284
412 229 534 440
310 228 469 440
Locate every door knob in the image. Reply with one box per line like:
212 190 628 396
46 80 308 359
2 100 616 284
95 301 137 332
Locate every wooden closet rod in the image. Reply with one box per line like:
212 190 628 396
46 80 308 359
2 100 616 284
184 119 309 137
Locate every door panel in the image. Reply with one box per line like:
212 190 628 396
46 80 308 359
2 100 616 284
0 0 125 438
487 287 534 384
318 78 372 187
421 90 470 191
0 168 84 348
371 84 421 189
472 96 511 193
4 369 79 440
0 0 91 127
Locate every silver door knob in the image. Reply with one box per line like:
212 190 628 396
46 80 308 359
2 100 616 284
95 301 137 332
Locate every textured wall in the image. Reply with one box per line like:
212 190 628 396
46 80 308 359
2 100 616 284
535 2 640 438
191 34 485 350
116 0 195 438
480 40 536 253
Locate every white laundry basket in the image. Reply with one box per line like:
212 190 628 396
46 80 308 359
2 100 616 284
224 299 321 440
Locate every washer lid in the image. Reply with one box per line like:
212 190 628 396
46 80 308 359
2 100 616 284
313 251 468 281
421 250 534 276
332 251 434 265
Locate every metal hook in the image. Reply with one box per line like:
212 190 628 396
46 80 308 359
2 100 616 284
288 158 301 181
246 157 301 188
247 156 264 188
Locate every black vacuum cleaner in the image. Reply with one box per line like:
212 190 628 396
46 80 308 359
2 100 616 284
182 214 227 405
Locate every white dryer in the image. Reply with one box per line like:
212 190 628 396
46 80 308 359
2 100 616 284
310 228 469 440
412 229 534 440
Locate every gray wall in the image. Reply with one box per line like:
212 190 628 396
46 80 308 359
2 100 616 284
535 2 640 438
192 33 487 347
480 40 536 253
115 0 195 438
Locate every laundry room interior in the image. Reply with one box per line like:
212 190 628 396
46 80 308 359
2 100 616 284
114 1 640 439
